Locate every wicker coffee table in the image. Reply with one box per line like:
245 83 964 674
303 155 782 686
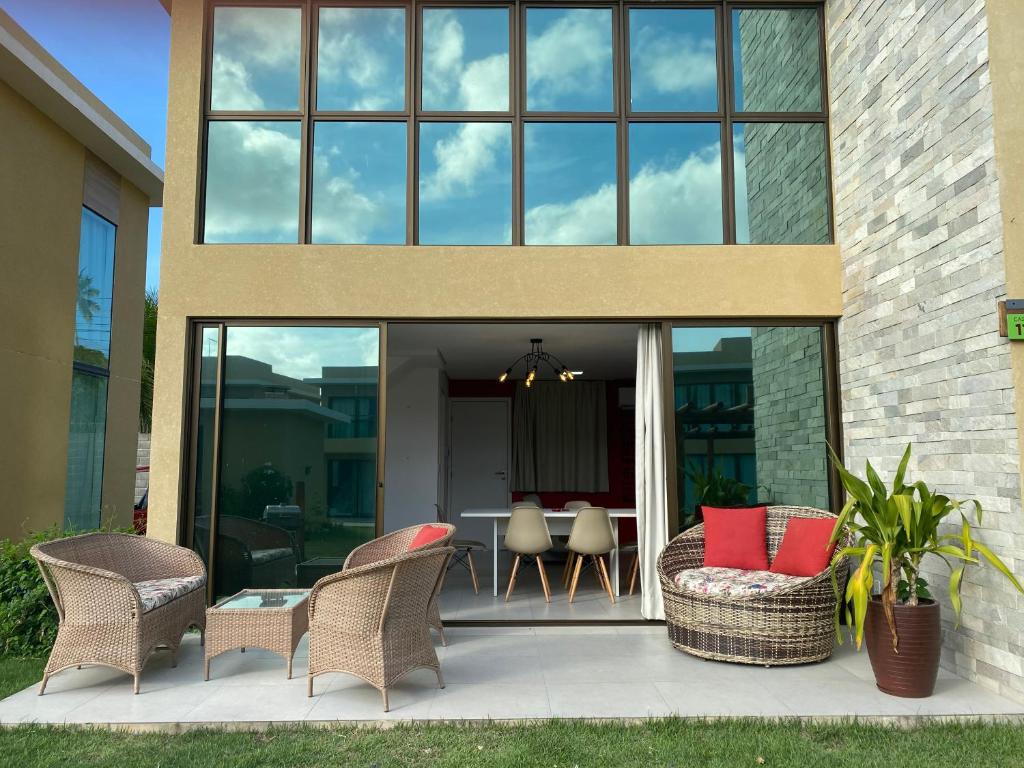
204 589 309 681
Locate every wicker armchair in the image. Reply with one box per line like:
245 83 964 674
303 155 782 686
657 505 852 666
31 532 207 694
307 546 454 711
343 523 455 645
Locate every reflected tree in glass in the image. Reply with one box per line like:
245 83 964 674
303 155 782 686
311 122 407 244
422 8 509 112
74 209 116 367
210 6 302 111
524 122 616 245
628 123 723 244
419 122 512 245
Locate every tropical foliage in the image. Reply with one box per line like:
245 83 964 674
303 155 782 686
139 289 158 431
828 444 1024 651
685 462 752 508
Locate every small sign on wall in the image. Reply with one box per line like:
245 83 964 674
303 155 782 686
999 300 1024 340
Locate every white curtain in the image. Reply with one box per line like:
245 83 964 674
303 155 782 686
636 324 668 620
512 381 609 492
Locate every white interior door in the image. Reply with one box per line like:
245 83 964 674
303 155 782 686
448 398 510 547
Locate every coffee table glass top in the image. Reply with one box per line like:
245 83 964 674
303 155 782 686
215 589 310 610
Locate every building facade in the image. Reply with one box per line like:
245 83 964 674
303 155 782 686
0 11 163 540
148 0 1024 702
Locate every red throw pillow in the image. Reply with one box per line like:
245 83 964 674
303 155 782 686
408 524 448 552
769 517 839 576
702 506 769 570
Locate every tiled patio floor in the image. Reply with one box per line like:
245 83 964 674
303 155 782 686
1 626 1022 727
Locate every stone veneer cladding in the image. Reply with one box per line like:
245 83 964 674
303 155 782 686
751 327 830 509
826 0 1024 701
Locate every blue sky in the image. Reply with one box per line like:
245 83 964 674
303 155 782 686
4 0 169 291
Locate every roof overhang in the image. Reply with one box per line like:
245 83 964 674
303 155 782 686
0 10 164 205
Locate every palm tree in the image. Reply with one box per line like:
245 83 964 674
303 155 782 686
76 270 101 323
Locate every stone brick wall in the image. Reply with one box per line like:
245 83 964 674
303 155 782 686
751 326 830 509
737 8 830 244
136 432 150 504
826 0 1024 701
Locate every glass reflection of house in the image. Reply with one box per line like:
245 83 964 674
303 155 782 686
673 337 756 513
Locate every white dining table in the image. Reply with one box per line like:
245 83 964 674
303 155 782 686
460 508 638 597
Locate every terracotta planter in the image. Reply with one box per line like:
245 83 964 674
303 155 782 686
865 597 941 698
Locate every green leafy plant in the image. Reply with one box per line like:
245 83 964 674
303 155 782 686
0 528 65 657
828 443 1024 651
139 289 157 431
685 462 752 508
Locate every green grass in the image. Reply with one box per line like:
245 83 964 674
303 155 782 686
0 656 44 700
2 720 1024 767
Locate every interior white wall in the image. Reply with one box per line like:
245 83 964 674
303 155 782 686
383 352 446 533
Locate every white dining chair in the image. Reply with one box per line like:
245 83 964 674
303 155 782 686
560 500 591 587
504 505 553 602
566 506 616 604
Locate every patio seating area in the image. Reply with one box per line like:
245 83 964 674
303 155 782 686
2 626 1022 726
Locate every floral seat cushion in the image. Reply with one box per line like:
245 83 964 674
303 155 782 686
251 547 294 565
672 567 808 598
133 574 206 613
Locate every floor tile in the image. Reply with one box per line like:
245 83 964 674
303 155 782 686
547 682 671 718
428 683 551 720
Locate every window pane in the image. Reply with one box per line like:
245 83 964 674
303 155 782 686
419 122 512 245
671 326 828 531
733 123 829 244
75 209 116 368
204 121 301 244
422 8 510 111
210 7 301 111
524 123 616 245
732 8 822 112
211 326 380 594
526 8 613 112
64 371 107 531
191 327 219 571
317 8 406 111
629 123 722 244
629 9 717 112
311 122 407 244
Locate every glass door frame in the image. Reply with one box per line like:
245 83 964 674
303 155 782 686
179 319 387 604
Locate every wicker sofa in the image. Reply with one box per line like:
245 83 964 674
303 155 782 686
308 546 454 711
31 532 207 694
657 505 851 666
194 515 298 594
343 523 455 645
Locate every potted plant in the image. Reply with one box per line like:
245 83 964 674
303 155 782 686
828 444 1024 697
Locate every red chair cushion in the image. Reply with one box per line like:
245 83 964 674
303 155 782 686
408 524 448 552
769 517 839 576
702 506 769 570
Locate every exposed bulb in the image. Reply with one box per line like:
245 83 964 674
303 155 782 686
498 368 510 383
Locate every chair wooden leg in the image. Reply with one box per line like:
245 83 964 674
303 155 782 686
591 556 605 589
568 553 584 603
467 550 480 595
505 554 522 602
562 552 575 587
536 556 551 603
628 553 640 596
597 554 616 604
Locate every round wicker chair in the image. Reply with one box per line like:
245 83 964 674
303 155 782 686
657 505 851 666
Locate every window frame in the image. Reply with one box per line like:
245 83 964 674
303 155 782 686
197 0 832 246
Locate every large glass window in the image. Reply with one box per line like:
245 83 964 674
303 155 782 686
65 207 116 531
193 325 381 596
672 326 830 530
524 122 617 245
200 2 829 245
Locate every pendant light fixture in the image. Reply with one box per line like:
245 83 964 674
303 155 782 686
498 338 574 387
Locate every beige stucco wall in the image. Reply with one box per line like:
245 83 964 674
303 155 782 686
988 0 1024 501
147 0 844 542
0 79 149 541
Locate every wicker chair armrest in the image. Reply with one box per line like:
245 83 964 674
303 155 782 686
308 559 401 634
30 550 142 620
657 525 706 578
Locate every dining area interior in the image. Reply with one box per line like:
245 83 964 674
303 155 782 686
383 322 644 622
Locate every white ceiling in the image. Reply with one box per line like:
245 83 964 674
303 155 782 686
388 322 640 380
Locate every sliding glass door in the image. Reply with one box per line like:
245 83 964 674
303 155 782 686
186 323 382 598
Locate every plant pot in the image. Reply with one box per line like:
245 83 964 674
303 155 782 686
865 597 941 698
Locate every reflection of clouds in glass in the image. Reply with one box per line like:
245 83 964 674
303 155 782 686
526 184 616 245
630 139 723 245
527 9 612 111
733 140 750 243
227 327 379 380
204 122 301 243
317 8 405 111
211 7 301 111
630 13 717 110
420 122 509 202
422 9 508 111
311 123 406 244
